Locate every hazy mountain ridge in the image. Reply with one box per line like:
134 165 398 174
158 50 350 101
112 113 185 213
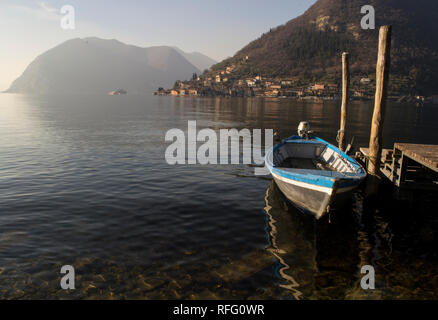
209 0 438 95
6 38 208 94
172 47 217 72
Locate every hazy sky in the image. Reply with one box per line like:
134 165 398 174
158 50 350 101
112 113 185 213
0 0 316 91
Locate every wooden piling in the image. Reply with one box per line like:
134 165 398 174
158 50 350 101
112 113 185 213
339 52 349 151
367 26 392 176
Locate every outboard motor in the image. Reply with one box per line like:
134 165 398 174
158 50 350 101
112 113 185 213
297 121 312 139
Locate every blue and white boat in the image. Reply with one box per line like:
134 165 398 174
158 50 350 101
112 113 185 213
265 122 366 219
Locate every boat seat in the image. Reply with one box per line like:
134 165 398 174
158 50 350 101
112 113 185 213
319 148 354 173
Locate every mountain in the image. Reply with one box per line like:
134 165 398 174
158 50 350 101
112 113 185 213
6 37 201 94
209 0 438 95
173 47 217 72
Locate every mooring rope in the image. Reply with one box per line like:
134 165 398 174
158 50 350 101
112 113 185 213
336 129 344 143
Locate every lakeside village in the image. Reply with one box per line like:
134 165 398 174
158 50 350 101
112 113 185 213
155 61 438 104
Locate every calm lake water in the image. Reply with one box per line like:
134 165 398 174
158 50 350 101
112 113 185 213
0 94 437 299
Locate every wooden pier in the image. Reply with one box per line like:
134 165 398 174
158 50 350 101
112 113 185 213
358 143 438 190
329 25 438 195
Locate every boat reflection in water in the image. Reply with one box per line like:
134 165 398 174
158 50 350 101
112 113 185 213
263 181 362 299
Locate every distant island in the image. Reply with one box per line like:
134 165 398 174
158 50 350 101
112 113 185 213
158 0 438 100
6 37 216 95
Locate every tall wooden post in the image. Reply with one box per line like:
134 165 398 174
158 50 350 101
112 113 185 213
368 26 392 176
339 52 349 151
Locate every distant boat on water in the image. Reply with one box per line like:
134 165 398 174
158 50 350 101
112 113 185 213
109 89 127 95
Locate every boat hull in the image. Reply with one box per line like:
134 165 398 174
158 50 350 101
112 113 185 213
272 173 356 219
265 135 366 219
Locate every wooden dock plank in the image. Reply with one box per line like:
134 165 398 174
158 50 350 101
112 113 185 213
359 147 392 162
359 143 438 189
394 143 438 171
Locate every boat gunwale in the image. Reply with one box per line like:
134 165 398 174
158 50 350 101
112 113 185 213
265 135 367 189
